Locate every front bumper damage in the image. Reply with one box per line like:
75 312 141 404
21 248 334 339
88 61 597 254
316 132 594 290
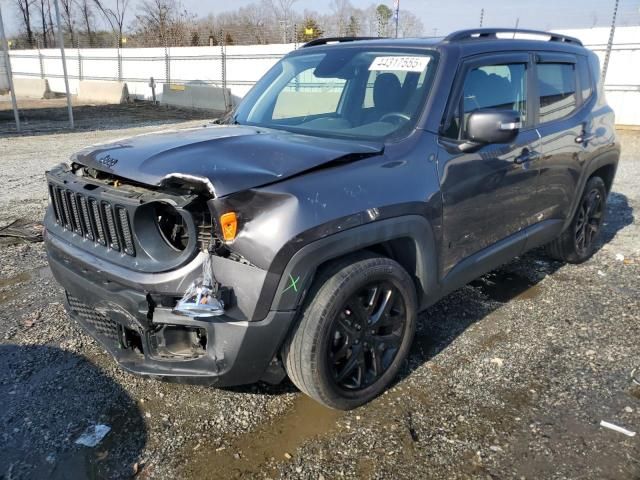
45 230 293 386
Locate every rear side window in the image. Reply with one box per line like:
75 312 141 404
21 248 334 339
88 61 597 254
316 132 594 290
536 63 577 123
444 62 527 139
577 57 593 102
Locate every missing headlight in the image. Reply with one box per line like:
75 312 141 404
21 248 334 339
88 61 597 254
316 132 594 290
155 203 189 251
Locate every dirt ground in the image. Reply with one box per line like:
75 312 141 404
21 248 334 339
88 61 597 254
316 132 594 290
0 101 638 480
0 96 213 136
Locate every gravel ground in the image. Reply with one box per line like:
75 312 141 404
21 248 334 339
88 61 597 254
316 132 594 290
0 105 638 479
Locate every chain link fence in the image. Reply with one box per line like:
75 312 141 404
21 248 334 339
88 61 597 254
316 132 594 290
4 24 307 111
2 20 640 131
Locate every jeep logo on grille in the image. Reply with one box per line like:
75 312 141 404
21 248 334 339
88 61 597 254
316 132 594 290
97 154 118 168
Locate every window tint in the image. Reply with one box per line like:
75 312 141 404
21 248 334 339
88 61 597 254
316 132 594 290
272 68 346 119
444 62 527 139
537 63 577 123
235 49 437 140
577 57 593 101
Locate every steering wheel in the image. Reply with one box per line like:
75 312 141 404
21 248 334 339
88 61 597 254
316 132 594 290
379 112 411 124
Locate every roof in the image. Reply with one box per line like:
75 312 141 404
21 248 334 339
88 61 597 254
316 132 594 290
300 29 588 55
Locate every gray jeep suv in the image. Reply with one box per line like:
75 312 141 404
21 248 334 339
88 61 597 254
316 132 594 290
44 29 619 409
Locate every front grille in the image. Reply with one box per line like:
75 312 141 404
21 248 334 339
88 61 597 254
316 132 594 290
67 294 120 341
48 183 135 256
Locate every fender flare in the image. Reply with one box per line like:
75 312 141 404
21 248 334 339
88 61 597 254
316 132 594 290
267 215 439 313
562 147 619 232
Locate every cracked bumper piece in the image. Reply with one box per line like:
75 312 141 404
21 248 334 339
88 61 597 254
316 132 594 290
46 234 294 387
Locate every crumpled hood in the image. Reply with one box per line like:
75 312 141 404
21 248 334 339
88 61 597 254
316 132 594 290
72 124 383 197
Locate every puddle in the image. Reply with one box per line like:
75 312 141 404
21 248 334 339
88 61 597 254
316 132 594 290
0 344 146 479
0 266 52 304
185 394 341 479
470 270 541 302
44 408 141 480
0 272 31 289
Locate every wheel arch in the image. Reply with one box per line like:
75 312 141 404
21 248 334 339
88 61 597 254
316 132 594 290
270 215 439 314
563 148 619 231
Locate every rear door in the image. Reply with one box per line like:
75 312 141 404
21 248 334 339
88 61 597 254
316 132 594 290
532 52 589 222
437 53 541 274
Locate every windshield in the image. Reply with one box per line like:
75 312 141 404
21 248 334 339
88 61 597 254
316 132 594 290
233 47 437 140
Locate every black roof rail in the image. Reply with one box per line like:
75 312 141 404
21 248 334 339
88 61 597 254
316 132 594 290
302 37 382 48
444 28 583 46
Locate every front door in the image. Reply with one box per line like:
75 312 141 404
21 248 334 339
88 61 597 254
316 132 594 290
437 53 541 275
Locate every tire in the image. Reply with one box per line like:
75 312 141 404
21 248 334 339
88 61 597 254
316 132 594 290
282 253 417 410
546 176 607 264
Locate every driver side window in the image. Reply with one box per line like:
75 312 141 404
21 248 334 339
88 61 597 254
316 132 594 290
272 68 346 120
445 63 527 140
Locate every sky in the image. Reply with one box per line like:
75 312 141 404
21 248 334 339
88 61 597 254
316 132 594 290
1 0 639 37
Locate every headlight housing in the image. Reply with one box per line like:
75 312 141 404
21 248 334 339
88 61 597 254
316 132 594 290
133 201 197 261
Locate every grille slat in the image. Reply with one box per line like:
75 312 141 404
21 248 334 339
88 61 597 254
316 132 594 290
117 207 135 256
48 185 61 224
90 198 107 246
103 203 120 251
55 187 70 229
78 195 95 241
48 182 137 257
68 192 83 235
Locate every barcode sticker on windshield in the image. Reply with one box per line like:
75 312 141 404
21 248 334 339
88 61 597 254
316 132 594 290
369 56 430 72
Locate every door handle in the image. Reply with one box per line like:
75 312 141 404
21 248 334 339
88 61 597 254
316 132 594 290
514 149 540 164
575 133 596 144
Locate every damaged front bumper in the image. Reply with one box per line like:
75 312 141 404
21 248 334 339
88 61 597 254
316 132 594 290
45 229 293 386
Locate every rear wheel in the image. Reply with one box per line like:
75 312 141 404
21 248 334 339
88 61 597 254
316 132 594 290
282 254 417 410
546 176 607 263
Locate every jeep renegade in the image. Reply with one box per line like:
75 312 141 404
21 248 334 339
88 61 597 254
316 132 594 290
44 29 620 409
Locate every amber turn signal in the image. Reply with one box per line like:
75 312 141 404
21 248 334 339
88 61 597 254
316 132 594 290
220 212 238 241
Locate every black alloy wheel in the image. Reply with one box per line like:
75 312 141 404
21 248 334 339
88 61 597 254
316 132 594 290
282 254 417 410
574 187 604 256
328 282 407 391
545 176 607 264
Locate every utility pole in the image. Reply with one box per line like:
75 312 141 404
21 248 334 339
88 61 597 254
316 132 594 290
479 8 484 27
394 0 400 38
601 0 619 89
53 0 74 129
0 4 20 132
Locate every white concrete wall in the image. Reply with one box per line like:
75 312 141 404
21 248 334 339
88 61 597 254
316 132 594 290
6 27 640 125
0 53 8 93
554 26 640 126
7 43 295 102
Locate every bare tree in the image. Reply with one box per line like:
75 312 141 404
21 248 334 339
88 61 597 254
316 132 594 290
47 0 56 44
399 10 423 38
132 0 195 46
15 0 36 47
236 3 273 44
330 0 353 36
267 0 297 42
76 0 95 46
59 0 76 45
93 0 130 46
35 0 50 47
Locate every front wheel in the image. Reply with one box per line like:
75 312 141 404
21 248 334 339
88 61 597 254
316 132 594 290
282 254 417 410
546 176 607 263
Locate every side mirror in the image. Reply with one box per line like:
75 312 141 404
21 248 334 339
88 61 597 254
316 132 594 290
467 109 521 145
